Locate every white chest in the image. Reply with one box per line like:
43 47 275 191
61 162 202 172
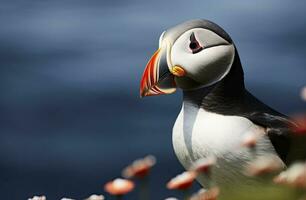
172 104 277 177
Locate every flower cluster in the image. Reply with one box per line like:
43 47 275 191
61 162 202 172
28 195 104 200
122 155 156 179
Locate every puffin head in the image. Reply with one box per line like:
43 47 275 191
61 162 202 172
140 19 236 97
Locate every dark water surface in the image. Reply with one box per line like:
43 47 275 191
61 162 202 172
0 0 306 199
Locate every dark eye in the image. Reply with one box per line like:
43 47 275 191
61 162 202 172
189 32 203 54
189 41 202 53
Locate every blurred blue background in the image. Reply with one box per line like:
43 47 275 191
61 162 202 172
0 0 306 199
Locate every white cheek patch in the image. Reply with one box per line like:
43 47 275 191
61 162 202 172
174 45 235 83
171 28 235 86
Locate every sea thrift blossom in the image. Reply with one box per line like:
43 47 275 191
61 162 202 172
85 194 104 200
241 127 265 148
104 178 135 195
122 155 156 178
291 114 306 134
241 133 259 148
274 162 306 188
245 154 285 176
191 157 216 173
167 171 196 190
28 196 46 200
194 187 220 200
164 198 179 200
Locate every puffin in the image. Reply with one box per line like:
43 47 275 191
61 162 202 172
140 19 305 199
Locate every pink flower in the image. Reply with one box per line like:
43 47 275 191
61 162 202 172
241 127 265 148
291 114 306 135
85 194 104 200
274 162 306 189
241 134 258 148
28 196 46 200
167 171 196 190
122 155 156 178
104 178 135 195
190 187 220 200
191 157 216 173
245 154 285 176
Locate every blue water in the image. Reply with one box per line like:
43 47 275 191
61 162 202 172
0 0 306 199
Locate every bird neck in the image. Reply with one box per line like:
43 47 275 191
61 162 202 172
183 52 246 114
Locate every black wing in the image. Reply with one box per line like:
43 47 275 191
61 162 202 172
246 112 293 164
243 91 305 165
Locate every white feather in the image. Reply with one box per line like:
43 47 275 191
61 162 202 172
172 103 281 189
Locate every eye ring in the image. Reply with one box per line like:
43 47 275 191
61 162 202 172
189 32 203 54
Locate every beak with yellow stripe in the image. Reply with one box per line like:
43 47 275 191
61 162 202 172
140 42 186 97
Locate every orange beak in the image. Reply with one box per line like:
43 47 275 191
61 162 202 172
140 48 177 97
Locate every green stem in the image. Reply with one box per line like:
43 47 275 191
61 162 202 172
182 188 191 200
139 176 150 200
202 171 214 188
